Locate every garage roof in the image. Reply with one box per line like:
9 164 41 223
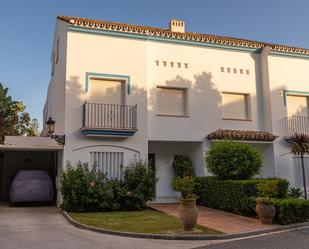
0 136 63 151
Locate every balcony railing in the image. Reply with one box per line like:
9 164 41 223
81 102 137 136
283 116 309 137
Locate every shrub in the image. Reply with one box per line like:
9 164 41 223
205 140 263 180
194 176 289 216
123 160 157 204
256 181 278 205
288 187 303 198
60 161 113 212
172 176 197 199
173 155 194 177
61 160 157 212
273 198 309 225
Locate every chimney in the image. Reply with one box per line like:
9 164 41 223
169 19 185 33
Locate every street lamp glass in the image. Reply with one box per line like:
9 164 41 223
46 117 55 134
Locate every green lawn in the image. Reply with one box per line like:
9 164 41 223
70 209 222 235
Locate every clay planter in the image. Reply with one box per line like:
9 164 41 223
256 203 276 225
179 198 198 231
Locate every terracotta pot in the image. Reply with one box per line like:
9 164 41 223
179 198 198 231
256 203 276 225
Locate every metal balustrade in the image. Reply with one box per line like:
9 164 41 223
283 116 309 137
82 102 137 131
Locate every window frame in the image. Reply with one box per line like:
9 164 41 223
221 91 252 121
156 86 189 117
285 93 309 117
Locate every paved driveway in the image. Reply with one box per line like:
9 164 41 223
197 227 309 249
0 204 216 249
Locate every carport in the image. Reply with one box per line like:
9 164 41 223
0 136 63 203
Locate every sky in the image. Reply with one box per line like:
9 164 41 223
1 0 309 129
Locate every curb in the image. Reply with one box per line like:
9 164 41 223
61 210 309 241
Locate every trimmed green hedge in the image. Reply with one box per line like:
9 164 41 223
194 176 289 216
273 198 309 225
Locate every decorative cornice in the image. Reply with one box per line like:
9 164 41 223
207 129 278 142
58 15 309 56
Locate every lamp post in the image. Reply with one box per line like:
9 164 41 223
46 117 65 145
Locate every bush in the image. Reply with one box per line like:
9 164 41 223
123 160 157 204
273 198 309 225
288 187 303 198
173 155 194 177
194 176 289 216
205 140 263 180
60 162 114 212
256 181 279 205
61 160 157 212
172 176 197 199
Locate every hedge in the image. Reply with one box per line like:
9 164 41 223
273 198 309 225
194 176 289 216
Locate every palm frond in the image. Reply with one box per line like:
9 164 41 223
288 133 309 156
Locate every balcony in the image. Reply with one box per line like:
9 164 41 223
283 116 309 137
81 102 137 137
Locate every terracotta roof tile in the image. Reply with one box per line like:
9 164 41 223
207 129 278 142
57 15 309 55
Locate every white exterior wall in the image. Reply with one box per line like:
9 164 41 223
147 43 263 142
268 56 309 186
44 21 67 134
46 18 309 201
63 29 148 168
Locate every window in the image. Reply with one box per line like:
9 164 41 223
286 95 309 116
90 152 124 179
222 92 251 120
88 78 124 105
156 87 188 116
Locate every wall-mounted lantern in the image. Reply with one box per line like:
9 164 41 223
46 116 65 145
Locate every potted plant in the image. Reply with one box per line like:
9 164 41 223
171 176 198 231
255 181 277 225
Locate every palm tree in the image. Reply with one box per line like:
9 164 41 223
288 133 309 199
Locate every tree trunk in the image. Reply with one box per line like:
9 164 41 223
301 154 307 199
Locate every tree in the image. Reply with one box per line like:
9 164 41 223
0 83 38 143
288 133 309 199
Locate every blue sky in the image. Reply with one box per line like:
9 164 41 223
1 0 309 129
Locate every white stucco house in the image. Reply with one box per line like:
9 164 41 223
1 15 309 204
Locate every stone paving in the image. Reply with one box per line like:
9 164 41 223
149 203 279 234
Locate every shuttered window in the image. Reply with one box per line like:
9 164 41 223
222 92 250 120
156 87 187 116
88 78 123 105
286 95 309 117
90 152 124 179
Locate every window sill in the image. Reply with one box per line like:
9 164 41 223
156 114 190 118
222 118 252 121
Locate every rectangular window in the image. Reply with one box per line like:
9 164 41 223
156 87 188 116
90 152 124 179
88 78 124 105
286 95 309 116
222 92 251 120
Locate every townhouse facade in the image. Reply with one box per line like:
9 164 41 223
44 16 309 203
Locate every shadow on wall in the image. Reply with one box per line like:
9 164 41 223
148 71 221 133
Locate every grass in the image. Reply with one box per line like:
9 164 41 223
69 209 222 235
